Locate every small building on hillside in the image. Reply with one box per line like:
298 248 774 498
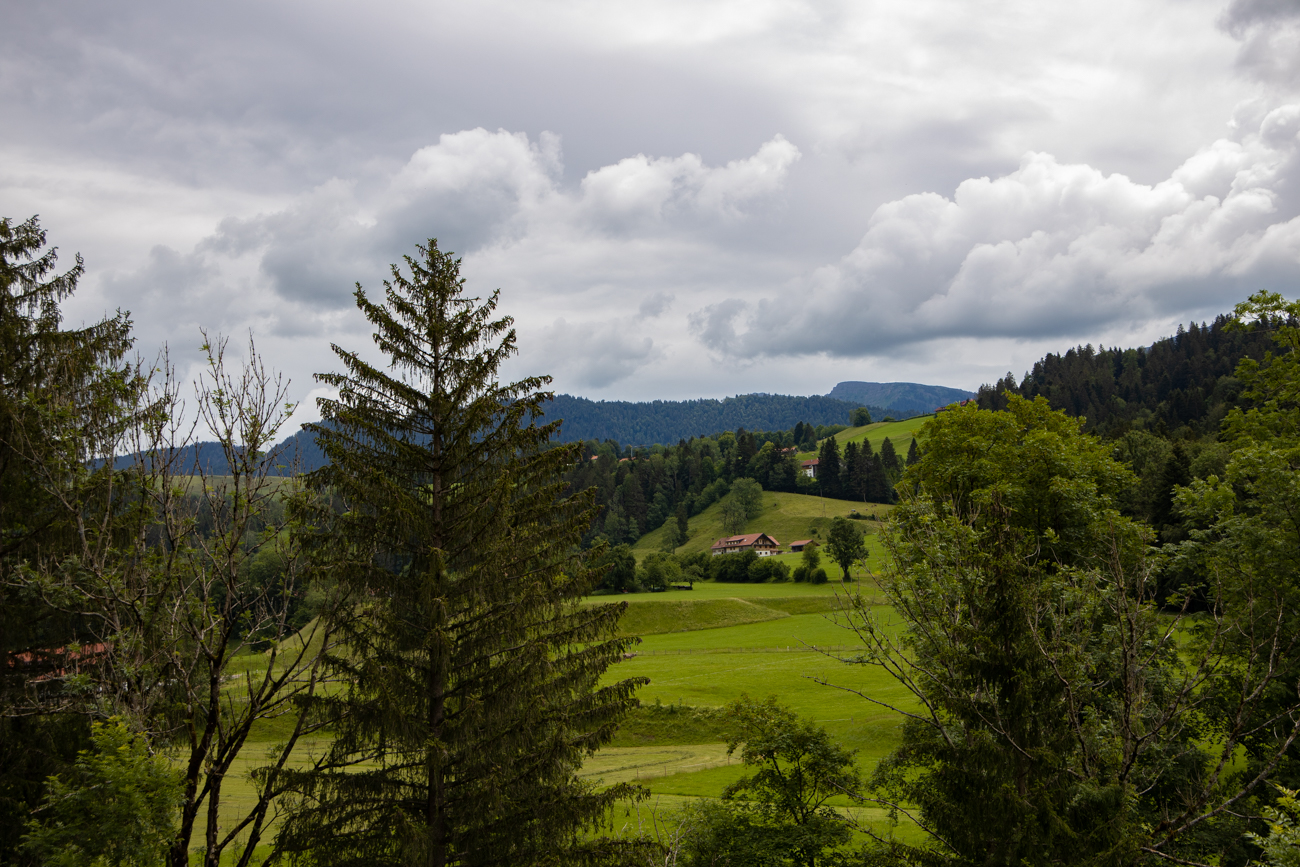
711 533 781 557
801 458 819 478
788 539 814 552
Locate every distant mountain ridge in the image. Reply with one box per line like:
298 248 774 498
827 381 975 416
124 386 955 474
108 435 328 476
542 393 891 446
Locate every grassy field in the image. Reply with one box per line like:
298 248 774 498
192 569 915 857
794 416 932 462
633 489 893 558
587 583 920 843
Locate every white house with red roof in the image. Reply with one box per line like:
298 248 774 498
710 532 781 556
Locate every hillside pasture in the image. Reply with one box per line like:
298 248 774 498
589 584 920 844
202 570 912 856
633 490 891 558
794 416 930 462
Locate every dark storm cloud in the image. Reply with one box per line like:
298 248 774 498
0 1 793 200
3 0 1292 401
1218 0 1300 87
1219 0 1300 32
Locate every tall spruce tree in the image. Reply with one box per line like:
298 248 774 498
879 436 901 480
0 216 137 861
841 441 862 501
274 240 646 866
817 435 842 499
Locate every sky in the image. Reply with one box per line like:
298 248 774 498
4 0 1300 431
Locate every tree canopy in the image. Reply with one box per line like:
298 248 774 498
272 240 646 865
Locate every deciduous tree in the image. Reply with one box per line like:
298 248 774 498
21 718 179 867
823 517 864 581
838 395 1300 867
721 495 748 535
678 696 859 867
731 477 764 520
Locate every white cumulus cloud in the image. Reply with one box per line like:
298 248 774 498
100 130 803 391
710 103 1300 359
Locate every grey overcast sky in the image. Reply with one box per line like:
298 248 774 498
5 0 1300 426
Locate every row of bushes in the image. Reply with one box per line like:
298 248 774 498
593 545 830 593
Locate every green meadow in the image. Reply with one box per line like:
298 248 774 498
633 489 893 559
794 416 932 463
588 580 919 843
197 522 913 857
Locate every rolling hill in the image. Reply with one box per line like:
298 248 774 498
632 488 892 558
826 381 973 416
792 417 930 462
542 393 889 446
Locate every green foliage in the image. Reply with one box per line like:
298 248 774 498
639 552 683 591
976 314 1274 437
676 696 859 867
275 240 646 866
672 502 690 549
21 719 179 867
731 477 764 520
597 544 638 593
1175 290 1300 793
852 396 1219 866
817 436 842 499
824 517 865 581
850 407 873 427
1248 786 1300 867
721 495 748 535
713 550 760 583
0 216 138 861
747 557 791 584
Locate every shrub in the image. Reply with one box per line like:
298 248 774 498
748 558 790 584
711 550 758 583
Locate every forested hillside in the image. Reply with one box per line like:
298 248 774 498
975 315 1282 437
110 434 328 476
827 380 973 415
542 392 888 445
127 392 884 476
562 418 913 547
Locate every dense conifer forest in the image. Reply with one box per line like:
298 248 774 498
975 315 1282 437
542 392 891 446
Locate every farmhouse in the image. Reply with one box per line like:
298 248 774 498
801 458 819 478
788 539 814 552
710 532 781 557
